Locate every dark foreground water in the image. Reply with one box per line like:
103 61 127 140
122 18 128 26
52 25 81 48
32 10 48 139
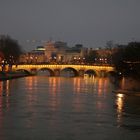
0 76 140 140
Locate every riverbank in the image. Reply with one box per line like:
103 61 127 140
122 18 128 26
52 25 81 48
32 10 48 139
111 76 140 95
120 77 140 91
0 71 30 81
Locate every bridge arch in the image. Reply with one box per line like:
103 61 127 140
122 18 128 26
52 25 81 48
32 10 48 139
16 69 31 75
60 67 79 77
85 69 98 77
38 68 55 76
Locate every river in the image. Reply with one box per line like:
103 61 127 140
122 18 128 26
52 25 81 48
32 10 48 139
0 76 140 140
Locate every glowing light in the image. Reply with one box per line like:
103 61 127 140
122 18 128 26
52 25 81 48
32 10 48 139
116 93 124 126
117 93 124 98
12 64 114 77
73 78 81 93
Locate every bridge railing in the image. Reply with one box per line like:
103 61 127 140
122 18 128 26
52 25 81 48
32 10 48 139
17 62 114 67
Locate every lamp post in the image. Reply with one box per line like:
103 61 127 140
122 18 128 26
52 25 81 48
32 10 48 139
8 55 14 72
1 59 7 72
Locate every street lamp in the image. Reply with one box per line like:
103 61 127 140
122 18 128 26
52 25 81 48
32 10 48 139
1 59 7 72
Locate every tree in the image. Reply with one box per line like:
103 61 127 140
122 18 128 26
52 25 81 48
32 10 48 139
112 42 140 78
106 40 114 49
124 42 140 62
0 35 22 64
85 50 98 64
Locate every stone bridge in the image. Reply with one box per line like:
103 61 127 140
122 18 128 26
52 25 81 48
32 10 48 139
12 64 115 77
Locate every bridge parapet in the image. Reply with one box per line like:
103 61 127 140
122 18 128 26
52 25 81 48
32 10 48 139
12 64 115 77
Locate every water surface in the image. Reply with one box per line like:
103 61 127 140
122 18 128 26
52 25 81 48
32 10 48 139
0 76 140 140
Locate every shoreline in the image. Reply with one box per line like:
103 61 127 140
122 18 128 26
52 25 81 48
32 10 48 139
110 76 140 94
0 72 31 81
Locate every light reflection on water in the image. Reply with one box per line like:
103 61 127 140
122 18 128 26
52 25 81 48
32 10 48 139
0 76 140 140
116 93 124 127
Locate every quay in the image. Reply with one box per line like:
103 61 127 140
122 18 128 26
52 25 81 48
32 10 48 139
0 72 30 81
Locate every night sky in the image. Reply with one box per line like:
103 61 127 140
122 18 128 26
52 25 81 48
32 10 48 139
0 0 140 50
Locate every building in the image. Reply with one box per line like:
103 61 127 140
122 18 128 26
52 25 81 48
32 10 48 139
0 51 4 63
19 46 46 64
19 41 88 64
44 41 87 64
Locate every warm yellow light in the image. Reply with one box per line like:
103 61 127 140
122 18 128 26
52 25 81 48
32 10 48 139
116 93 124 126
13 64 114 77
117 93 124 98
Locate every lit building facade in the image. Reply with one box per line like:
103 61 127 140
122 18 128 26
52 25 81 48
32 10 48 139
19 40 115 65
19 46 46 64
44 41 87 64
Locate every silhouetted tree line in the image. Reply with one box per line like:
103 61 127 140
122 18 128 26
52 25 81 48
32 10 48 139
0 35 22 64
112 42 140 78
85 50 99 64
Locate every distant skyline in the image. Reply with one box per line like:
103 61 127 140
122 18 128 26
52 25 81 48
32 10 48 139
0 0 140 51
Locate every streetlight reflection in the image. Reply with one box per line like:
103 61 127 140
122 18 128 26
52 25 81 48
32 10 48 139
116 93 124 126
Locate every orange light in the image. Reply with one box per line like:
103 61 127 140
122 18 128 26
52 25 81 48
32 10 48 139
116 93 124 125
